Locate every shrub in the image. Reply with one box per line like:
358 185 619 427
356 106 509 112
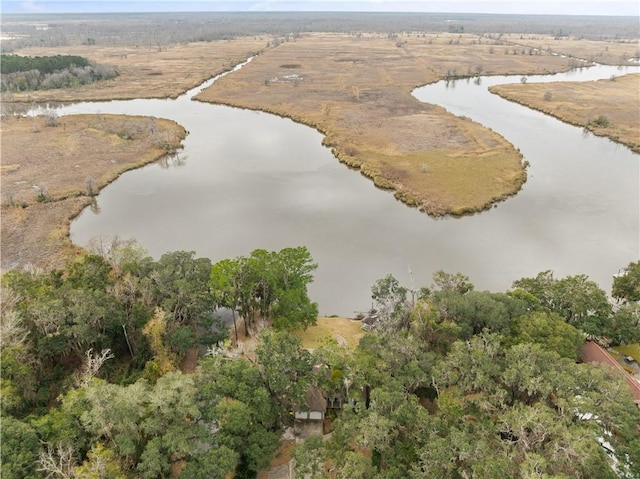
590 115 610 128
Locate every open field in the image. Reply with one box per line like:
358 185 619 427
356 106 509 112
489 73 640 152
1 37 266 103
293 316 366 350
1 114 185 269
197 32 584 215
497 33 639 66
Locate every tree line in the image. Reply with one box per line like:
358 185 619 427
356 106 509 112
0 54 118 92
2 12 638 52
1 240 639 478
1 54 90 74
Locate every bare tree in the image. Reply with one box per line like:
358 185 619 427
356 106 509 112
37 443 77 479
74 348 114 387
0 286 28 349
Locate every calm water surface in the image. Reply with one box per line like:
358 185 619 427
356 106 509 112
49 63 639 316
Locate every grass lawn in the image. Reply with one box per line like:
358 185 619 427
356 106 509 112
613 344 640 363
293 316 366 349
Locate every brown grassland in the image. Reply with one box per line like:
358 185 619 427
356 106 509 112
293 316 365 350
1 37 267 102
1 114 185 269
497 33 639 65
195 32 584 215
489 73 640 152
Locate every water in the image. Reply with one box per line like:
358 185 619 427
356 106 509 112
44 62 639 316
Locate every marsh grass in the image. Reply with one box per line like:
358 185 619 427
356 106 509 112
1 114 185 269
489 73 640 152
2 38 267 103
196 33 572 215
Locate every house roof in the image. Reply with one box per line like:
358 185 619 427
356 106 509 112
306 386 327 413
581 341 640 405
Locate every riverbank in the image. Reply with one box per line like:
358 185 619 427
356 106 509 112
0 114 185 269
489 73 640 153
196 33 579 216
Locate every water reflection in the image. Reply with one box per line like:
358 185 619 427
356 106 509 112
23 62 639 316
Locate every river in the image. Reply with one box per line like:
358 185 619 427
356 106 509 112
39 62 638 316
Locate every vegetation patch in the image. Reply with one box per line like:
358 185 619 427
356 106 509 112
196 33 578 216
489 73 640 153
613 343 640 363
0 53 118 92
1 38 267 103
293 316 366 349
0 114 185 270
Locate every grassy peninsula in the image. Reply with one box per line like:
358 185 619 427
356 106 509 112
490 73 640 153
1 114 185 269
195 33 580 216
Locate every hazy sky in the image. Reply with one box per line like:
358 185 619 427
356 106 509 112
1 0 639 16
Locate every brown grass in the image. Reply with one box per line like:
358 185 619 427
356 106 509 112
497 34 640 66
489 73 640 152
196 33 584 215
293 316 366 350
2 38 267 103
1 114 185 269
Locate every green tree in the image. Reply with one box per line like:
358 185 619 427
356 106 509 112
210 247 318 336
195 354 279 476
512 270 611 330
354 333 435 393
74 443 127 479
613 261 640 304
79 372 205 477
430 336 640 477
429 290 523 338
181 446 238 479
209 258 243 343
145 251 213 327
508 311 584 359
409 299 461 353
431 270 474 293
609 302 640 345
292 435 325 478
1 416 41 479
255 329 314 427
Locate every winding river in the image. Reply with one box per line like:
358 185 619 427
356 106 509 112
41 62 638 316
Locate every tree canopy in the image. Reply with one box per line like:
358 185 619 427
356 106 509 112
613 261 640 304
3 250 639 479
209 246 318 335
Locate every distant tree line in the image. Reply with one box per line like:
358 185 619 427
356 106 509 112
0 54 118 92
1 54 89 74
1 12 638 51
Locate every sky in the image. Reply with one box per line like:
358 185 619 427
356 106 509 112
1 0 639 16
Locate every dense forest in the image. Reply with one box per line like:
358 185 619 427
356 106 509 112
2 12 638 51
2 237 639 478
0 54 118 92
